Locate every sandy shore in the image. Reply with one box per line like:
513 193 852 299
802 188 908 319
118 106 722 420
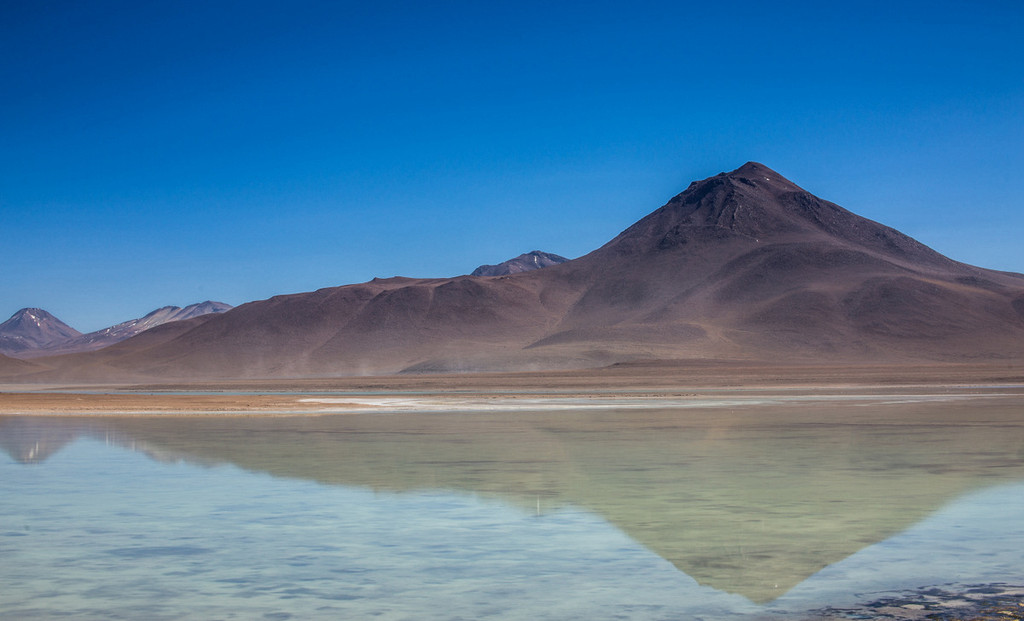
2 362 1023 415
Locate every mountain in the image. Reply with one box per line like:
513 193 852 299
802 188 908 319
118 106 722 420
0 308 81 356
11 163 1024 381
471 250 569 276
1 302 232 359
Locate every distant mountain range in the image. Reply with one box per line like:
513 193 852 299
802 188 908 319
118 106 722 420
0 302 232 358
3 162 1023 381
471 251 569 276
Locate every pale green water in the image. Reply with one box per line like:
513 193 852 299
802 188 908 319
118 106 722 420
2 393 1024 619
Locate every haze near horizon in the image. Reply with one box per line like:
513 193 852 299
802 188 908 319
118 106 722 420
2 1 1022 332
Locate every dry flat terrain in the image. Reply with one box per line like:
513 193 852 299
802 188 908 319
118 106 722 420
3 361 1022 415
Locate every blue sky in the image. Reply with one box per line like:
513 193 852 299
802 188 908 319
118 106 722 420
2 0 1023 332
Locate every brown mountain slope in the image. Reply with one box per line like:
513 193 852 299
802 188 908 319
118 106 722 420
539 162 1024 362
0 353 41 377
14 163 1024 381
21 313 228 382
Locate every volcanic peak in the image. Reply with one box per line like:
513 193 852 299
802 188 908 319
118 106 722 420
600 162 954 271
5 308 66 327
663 162 853 239
0 308 81 354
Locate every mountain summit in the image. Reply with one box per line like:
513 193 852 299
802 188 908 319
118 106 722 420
600 162 948 266
7 163 1024 381
471 251 569 276
0 308 81 356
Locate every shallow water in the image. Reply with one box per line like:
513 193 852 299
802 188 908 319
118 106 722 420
2 394 1024 619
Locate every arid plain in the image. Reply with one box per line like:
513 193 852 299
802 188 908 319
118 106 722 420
3 360 1022 416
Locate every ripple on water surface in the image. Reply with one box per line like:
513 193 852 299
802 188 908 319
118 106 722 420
2 397 1024 619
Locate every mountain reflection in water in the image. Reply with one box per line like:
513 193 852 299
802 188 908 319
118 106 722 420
2 393 1024 606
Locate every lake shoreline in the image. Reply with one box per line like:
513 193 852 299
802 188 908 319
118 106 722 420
2 361 1023 416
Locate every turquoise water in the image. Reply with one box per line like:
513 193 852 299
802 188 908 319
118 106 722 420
2 397 1024 619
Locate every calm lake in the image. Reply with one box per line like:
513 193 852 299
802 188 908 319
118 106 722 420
3 390 1024 619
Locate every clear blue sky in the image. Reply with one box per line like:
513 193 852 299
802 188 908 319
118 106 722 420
3 0 1023 332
